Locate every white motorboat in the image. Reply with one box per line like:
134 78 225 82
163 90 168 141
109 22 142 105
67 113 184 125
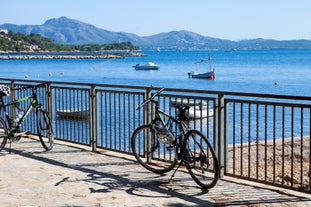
170 98 207 107
188 105 214 119
133 62 160 70
170 98 213 119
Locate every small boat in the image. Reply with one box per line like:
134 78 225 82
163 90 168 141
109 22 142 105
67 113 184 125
56 109 89 119
188 53 215 80
171 99 213 119
188 71 215 79
133 62 160 70
188 105 214 119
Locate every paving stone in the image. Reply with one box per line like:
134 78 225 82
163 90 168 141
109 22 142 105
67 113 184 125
1 138 311 207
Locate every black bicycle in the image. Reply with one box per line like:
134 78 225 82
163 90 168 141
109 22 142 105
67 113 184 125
131 88 219 189
0 83 54 152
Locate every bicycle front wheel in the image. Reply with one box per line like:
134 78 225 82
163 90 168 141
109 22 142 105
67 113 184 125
131 124 178 174
37 108 54 151
183 130 219 189
0 117 8 152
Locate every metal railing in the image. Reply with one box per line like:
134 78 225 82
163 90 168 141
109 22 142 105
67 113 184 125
0 78 310 193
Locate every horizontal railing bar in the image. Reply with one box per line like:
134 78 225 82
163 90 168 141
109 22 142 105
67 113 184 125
2 78 311 102
225 98 311 108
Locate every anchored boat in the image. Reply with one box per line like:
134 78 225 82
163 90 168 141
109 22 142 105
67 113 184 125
188 53 215 80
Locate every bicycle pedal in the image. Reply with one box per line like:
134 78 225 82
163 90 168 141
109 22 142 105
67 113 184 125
13 131 27 137
23 131 32 138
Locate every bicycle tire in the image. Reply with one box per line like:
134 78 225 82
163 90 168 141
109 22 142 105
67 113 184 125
0 117 8 152
36 108 54 151
131 124 178 174
183 130 219 189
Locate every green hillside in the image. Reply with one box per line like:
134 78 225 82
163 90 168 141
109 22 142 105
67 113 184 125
0 30 139 52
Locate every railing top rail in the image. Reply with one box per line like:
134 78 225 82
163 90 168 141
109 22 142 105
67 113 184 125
1 78 311 101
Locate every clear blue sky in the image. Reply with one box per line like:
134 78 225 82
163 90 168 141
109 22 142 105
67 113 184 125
1 0 311 40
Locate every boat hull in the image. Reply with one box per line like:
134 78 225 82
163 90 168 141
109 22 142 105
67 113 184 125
188 105 213 119
190 71 215 79
134 65 160 70
171 99 213 119
133 62 160 70
57 109 89 119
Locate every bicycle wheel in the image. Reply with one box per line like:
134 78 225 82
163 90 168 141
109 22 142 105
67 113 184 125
131 124 178 174
0 117 8 152
183 130 219 189
36 108 54 151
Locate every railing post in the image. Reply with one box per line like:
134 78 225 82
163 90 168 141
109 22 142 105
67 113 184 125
145 87 152 125
90 85 97 151
9 81 16 117
145 87 153 162
45 82 53 121
216 93 226 178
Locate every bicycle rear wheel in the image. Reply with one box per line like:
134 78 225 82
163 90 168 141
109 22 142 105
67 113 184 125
37 108 54 151
0 117 8 152
131 124 178 174
183 130 219 189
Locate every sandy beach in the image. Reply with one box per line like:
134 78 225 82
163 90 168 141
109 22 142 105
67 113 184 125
227 136 310 190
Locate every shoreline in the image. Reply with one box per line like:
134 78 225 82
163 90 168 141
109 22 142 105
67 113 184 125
0 52 146 60
227 136 310 189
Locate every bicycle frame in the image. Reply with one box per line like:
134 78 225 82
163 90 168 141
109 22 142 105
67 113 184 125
149 100 191 157
0 86 41 135
154 109 188 136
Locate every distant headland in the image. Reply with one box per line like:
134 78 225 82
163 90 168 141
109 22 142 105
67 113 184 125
0 30 142 58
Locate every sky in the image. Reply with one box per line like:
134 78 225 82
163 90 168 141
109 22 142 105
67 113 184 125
1 0 311 40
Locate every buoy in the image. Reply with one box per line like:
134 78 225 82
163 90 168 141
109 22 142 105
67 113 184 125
60 71 64 75
25 75 29 79
49 73 52 76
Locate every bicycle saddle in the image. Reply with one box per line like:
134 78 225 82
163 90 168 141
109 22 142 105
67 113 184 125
176 105 190 120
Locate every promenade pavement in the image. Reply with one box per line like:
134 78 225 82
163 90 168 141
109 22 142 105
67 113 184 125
1 137 311 207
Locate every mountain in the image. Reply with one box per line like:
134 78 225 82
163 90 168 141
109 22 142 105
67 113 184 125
1 16 311 50
1 17 146 46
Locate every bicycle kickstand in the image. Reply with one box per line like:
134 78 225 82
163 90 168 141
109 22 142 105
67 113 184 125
9 140 12 154
168 161 183 184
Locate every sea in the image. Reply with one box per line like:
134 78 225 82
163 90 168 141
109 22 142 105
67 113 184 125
1 49 311 96
1 49 311 144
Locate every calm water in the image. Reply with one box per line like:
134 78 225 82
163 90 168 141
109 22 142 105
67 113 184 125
2 49 311 144
1 49 311 96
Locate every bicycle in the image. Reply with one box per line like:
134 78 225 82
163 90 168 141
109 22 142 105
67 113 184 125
131 88 219 189
0 83 54 152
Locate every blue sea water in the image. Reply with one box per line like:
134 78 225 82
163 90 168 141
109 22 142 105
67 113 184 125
2 49 311 144
1 49 311 96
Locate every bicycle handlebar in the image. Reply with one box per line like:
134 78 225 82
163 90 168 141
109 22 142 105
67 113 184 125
136 88 165 110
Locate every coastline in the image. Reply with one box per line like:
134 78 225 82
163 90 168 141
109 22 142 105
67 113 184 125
0 52 146 60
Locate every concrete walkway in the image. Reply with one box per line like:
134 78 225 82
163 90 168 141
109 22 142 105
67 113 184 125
1 137 311 207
